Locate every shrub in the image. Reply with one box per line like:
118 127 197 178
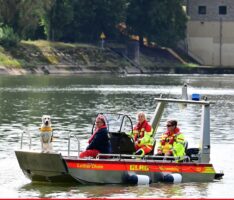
0 25 20 47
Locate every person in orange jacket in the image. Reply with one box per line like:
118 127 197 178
157 120 185 161
130 112 155 156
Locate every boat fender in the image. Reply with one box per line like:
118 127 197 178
163 173 182 184
124 173 152 185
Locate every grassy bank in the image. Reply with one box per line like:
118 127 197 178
0 40 198 74
0 40 131 69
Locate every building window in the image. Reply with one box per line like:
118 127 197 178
219 6 227 15
198 6 206 15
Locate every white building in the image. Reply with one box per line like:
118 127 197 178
186 0 234 66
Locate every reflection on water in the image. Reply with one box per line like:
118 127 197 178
19 182 210 198
0 74 234 198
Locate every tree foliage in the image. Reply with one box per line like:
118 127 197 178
64 0 128 42
41 0 74 41
0 25 20 47
0 0 187 47
126 0 187 47
0 0 52 39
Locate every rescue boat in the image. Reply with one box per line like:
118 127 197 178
15 95 224 185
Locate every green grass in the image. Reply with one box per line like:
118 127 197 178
0 46 22 68
0 40 197 70
182 62 199 68
0 40 89 68
22 40 96 49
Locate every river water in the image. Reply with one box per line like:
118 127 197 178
0 74 233 198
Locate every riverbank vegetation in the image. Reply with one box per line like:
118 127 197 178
0 40 190 71
0 0 186 45
0 0 195 72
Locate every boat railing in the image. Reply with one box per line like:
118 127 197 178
19 128 82 156
68 132 81 157
96 153 190 162
20 128 32 150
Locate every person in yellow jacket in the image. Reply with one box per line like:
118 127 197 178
157 120 185 161
130 112 155 157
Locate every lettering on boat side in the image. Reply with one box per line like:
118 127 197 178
129 165 149 171
76 163 104 169
66 162 215 174
158 166 180 172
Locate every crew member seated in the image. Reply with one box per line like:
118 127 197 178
79 115 111 158
157 120 185 161
129 111 155 157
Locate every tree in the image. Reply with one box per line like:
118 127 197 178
70 0 128 42
126 0 187 47
41 0 74 41
0 0 52 39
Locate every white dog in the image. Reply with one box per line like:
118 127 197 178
39 115 53 153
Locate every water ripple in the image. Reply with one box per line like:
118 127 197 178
0 75 234 197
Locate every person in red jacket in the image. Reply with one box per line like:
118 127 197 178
79 115 111 158
131 112 155 156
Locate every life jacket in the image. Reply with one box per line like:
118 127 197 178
158 127 185 159
39 127 53 143
39 127 53 132
133 120 154 146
